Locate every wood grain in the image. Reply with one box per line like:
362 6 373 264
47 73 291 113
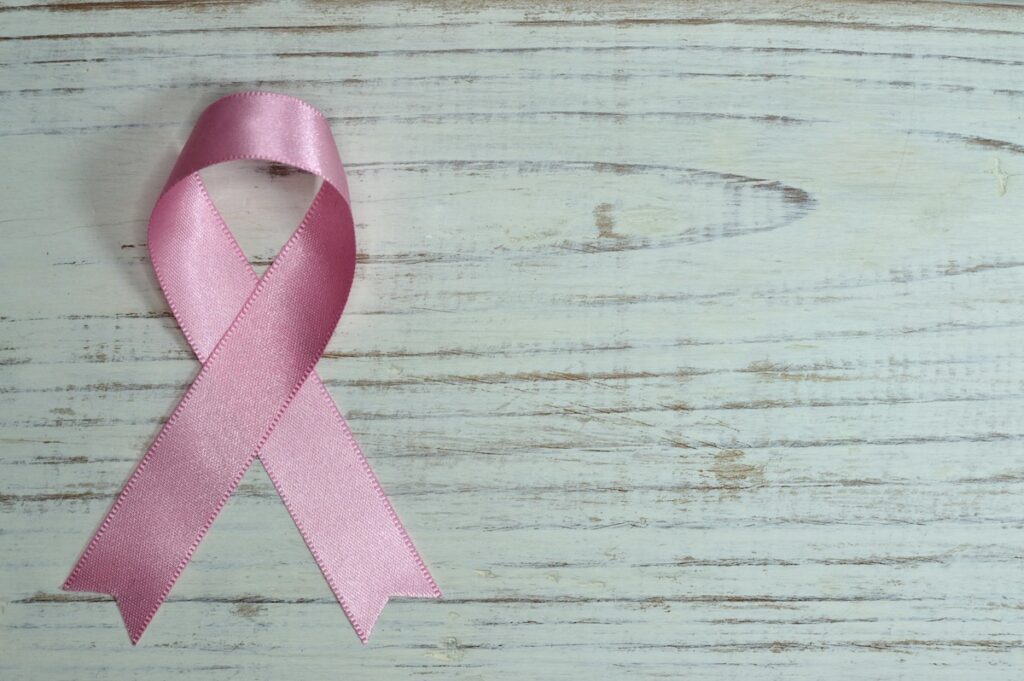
3 0 1024 678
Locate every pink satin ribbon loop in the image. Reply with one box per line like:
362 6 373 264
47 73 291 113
64 92 440 645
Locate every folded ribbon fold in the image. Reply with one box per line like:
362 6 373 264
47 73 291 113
63 92 440 644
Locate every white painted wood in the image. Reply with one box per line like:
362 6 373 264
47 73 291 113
3 1 1024 677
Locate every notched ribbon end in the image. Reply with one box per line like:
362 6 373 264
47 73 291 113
62 567 162 646
341 571 442 644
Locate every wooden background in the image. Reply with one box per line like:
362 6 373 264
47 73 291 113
4 1 1024 678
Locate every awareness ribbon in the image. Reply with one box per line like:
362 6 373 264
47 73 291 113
63 92 441 644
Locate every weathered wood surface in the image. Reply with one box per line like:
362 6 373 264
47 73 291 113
4 0 1024 678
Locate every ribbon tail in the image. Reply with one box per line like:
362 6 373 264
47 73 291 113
260 377 441 643
335 560 441 643
63 554 171 645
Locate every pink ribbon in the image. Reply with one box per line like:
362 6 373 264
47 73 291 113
63 92 441 644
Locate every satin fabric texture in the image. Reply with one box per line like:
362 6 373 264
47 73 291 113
64 92 441 644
